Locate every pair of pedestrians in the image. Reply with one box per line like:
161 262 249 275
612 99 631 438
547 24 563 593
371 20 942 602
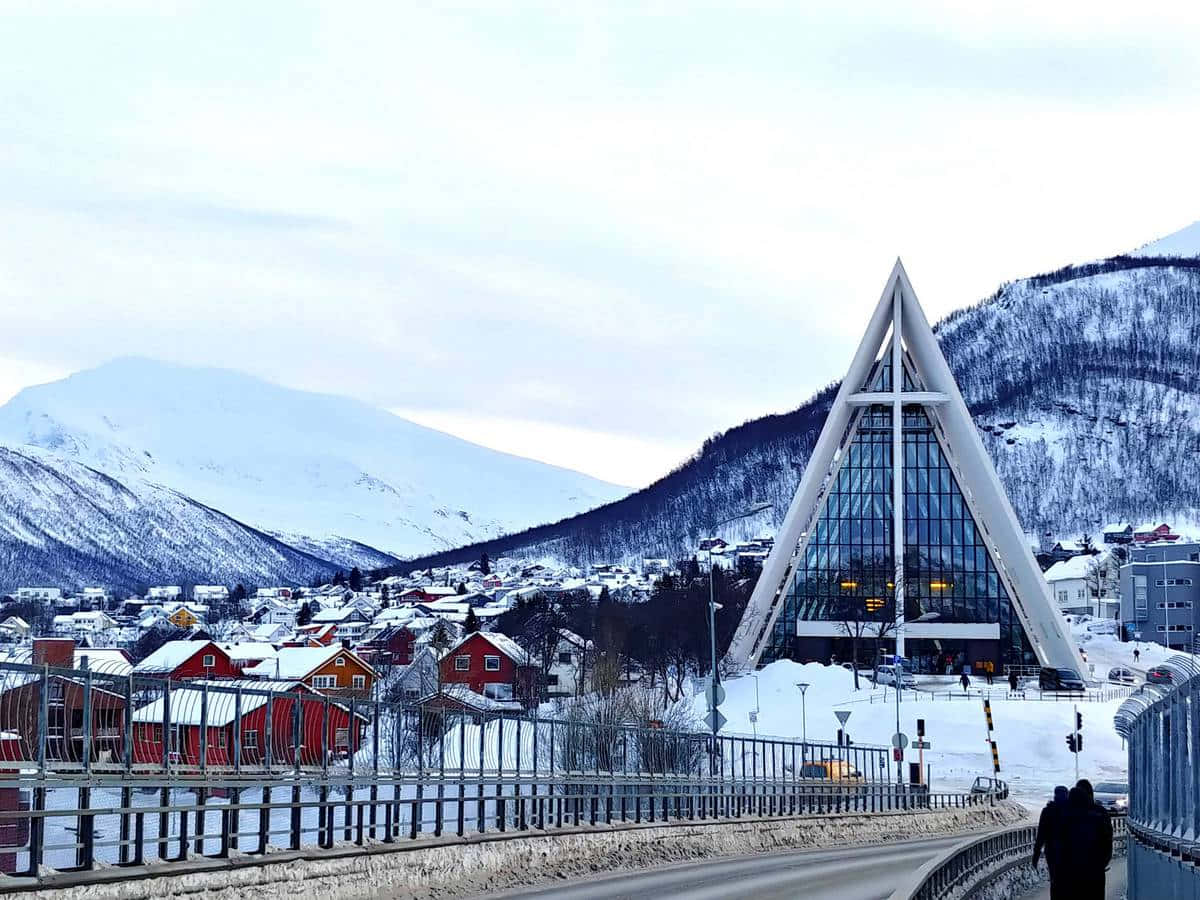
1032 779 1114 899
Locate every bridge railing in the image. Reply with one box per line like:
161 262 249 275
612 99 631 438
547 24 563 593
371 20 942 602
0 659 1002 886
1115 655 1200 899
891 815 1127 900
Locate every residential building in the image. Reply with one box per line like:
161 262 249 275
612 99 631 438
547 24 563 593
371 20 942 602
440 632 536 704
146 586 183 601
1044 556 1097 616
545 630 593 698
1120 540 1200 649
15 588 62 604
311 607 370 642
133 640 239 680
192 586 230 604
244 644 376 698
1133 523 1181 544
727 263 1083 676
355 625 415 669
0 618 30 642
1102 523 1133 545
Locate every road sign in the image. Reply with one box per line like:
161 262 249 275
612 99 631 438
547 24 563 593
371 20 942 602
705 681 726 709
835 710 852 727
704 709 727 733
892 732 909 750
912 739 931 750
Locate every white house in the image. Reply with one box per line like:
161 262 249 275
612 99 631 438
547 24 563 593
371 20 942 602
1044 553 1116 618
146 586 183 601
193 585 230 603
545 629 593 698
16 587 62 603
79 587 112 608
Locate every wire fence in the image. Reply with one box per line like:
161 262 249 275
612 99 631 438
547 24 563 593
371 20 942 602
0 659 1008 886
1115 655 1200 899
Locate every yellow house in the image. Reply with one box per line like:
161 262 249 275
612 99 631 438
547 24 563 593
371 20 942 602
167 607 199 628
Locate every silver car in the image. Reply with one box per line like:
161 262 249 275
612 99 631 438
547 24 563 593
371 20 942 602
874 664 916 689
1107 667 1136 685
1093 781 1129 814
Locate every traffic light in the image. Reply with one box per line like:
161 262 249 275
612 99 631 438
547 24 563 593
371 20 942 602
1076 711 1083 731
1076 733 1083 752
917 718 926 737
1066 734 1077 752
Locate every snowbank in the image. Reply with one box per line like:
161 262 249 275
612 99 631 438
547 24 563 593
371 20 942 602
703 660 1129 805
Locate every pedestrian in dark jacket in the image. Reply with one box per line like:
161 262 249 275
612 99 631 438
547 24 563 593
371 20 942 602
1008 670 1019 692
959 672 970 692
1057 781 1114 899
1032 786 1069 898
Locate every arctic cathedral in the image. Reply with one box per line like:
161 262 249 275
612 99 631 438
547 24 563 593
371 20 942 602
725 262 1081 676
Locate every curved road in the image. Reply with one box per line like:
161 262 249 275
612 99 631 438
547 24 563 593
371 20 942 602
484 834 969 900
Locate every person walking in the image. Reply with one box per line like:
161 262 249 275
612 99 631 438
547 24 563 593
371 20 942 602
1058 780 1114 899
1133 647 1141 664
1032 785 1069 899
959 671 970 692
1008 670 1019 693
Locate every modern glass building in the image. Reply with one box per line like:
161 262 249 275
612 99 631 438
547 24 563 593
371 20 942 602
726 262 1081 676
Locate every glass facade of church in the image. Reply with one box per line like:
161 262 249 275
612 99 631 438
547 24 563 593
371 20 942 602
759 363 1035 673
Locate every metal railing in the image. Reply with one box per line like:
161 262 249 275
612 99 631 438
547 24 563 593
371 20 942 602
860 686 1136 705
892 815 1127 900
1115 654 1200 899
0 659 1002 887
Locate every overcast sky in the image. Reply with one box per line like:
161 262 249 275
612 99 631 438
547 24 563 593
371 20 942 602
2 2 1199 488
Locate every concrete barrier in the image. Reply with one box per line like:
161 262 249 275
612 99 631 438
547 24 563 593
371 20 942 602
10 802 1028 899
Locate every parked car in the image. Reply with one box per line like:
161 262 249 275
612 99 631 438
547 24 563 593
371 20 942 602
1039 667 1085 692
1092 781 1129 814
799 760 864 785
1146 666 1174 685
874 664 917 689
1107 667 1136 685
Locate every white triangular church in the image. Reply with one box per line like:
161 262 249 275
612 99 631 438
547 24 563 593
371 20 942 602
725 261 1083 676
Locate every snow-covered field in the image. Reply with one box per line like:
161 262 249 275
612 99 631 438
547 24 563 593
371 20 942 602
703 651 1147 809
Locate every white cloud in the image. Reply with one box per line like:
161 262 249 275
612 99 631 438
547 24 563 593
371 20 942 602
0 2 1198 485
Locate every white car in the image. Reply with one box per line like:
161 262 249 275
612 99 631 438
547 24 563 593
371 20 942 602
874 664 916 689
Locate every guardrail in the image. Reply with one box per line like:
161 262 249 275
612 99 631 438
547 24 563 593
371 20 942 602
1115 655 1200 899
861 686 1136 705
0 659 1002 887
891 815 1127 900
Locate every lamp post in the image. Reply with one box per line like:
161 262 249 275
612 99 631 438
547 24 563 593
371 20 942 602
796 682 809 763
700 502 774 744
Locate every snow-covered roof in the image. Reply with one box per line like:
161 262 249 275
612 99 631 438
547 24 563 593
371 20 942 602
418 683 523 712
1101 522 1132 534
1044 555 1097 582
75 648 132 676
131 679 303 726
134 640 218 673
218 642 278 664
449 631 532 665
312 607 363 623
244 644 375 680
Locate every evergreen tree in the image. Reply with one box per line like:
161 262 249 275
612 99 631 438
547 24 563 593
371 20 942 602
296 600 314 627
480 552 491 576
332 570 345 587
348 567 363 592
464 605 480 634
456 582 467 595
380 584 390 608
232 584 247 603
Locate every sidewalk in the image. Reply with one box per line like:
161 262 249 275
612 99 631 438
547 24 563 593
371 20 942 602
1023 858 1126 899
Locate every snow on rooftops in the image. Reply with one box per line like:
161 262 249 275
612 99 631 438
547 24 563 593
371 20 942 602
133 640 216 673
1044 555 1100 581
75 648 132 676
449 631 532 666
218 642 278 664
243 644 375 680
131 680 304 726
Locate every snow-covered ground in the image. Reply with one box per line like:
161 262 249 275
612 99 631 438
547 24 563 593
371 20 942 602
702 652 1149 809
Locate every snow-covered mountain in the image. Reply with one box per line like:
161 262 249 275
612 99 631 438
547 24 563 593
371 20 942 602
0 445 340 591
404 224 1200 568
0 358 628 564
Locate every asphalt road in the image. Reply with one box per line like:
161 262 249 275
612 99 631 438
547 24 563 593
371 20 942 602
485 833 969 900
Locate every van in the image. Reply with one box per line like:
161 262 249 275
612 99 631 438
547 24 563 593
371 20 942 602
799 759 864 783
874 664 917 689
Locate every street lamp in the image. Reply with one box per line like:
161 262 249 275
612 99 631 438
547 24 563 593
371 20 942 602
700 502 774 743
795 682 809 762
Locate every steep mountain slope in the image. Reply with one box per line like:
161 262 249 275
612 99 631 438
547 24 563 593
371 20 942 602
0 446 340 592
0 359 627 557
403 249 1200 569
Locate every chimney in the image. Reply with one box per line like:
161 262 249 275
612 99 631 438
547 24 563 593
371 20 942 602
32 637 75 669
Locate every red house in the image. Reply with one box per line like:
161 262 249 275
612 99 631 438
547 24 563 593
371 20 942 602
1134 523 1181 544
355 626 415 668
130 679 365 767
132 640 239 680
439 632 537 704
